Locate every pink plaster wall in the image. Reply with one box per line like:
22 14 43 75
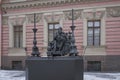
1 25 9 56
106 17 120 55
26 23 44 56
63 20 83 55
0 0 2 67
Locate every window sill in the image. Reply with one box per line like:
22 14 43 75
8 47 25 49
8 47 26 56
82 45 106 48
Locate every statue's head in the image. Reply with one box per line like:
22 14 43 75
58 27 62 33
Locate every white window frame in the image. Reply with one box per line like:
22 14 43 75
83 9 106 47
43 12 63 47
8 15 26 48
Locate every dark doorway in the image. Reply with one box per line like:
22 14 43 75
87 61 101 71
12 61 22 70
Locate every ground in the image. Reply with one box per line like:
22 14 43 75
0 70 120 80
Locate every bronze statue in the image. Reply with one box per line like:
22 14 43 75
47 27 78 57
47 9 78 57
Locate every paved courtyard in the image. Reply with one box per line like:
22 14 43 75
0 70 120 80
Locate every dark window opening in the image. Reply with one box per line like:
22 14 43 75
87 61 101 71
14 26 23 48
12 61 22 70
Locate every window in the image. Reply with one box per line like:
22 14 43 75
14 26 23 48
87 20 101 46
12 61 22 70
87 61 101 71
48 23 60 42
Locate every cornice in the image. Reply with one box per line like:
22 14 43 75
2 0 111 10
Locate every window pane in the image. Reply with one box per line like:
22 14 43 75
14 26 23 48
88 36 93 46
94 36 100 40
55 24 60 29
20 26 23 31
88 28 93 46
94 39 100 46
88 28 93 36
88 21 93 27
14 32 19 48
87 41 93 46
48 24 54 29
94 21 100 27
88 37 93 43
94 28 100 36
48 23 59 42
88 28 93 34
94 35 100 46
94 28 100 34
48 35 53 42
14 26 19 31
48 30 53 42
20 32 23 48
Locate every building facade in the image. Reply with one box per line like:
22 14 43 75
0 0 2 69
1 0 120 71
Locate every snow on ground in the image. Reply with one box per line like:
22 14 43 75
0 70 25 80
84 72 120 80
0 70 120 80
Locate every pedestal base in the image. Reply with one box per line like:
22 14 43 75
26 56 83 80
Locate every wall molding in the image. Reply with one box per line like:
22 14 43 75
83 9 105 20
9 15 26 25
44 12 63 23
3 16 8 25
26 13 43 23
107 6 120 17
63 9 82 20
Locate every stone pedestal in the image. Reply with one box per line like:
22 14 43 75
26 56 83 80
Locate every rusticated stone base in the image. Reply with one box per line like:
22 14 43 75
1 56 26 70
84 55 120 72
2 55 120 72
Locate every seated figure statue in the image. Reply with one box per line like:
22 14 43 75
47 27 69 56
47 27 78 57
53 27 67 55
